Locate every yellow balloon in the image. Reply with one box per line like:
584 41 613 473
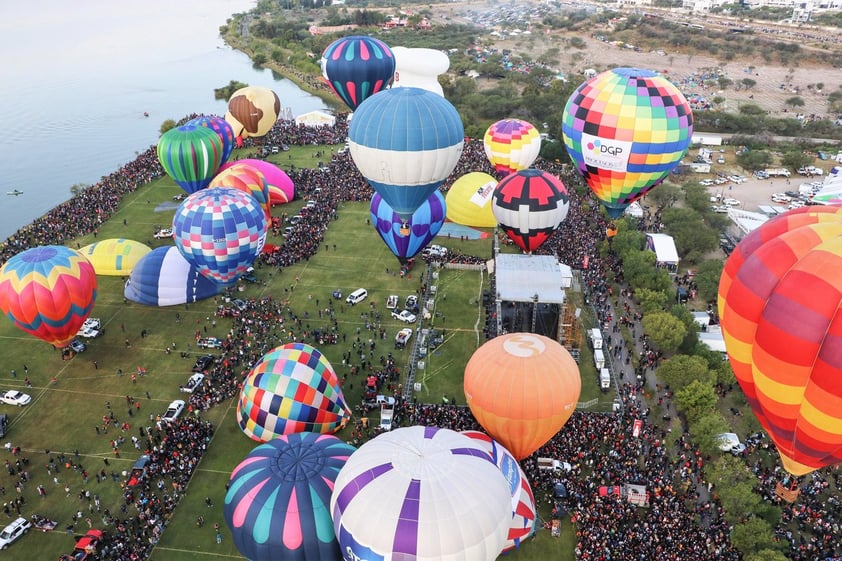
445 172 498 228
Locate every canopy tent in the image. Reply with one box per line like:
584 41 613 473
699 325 727 353
494 253 571 304
726 208 769 235
645 233 679 267
294 110 336 128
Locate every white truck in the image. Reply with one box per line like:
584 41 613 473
588 328 603 350
593 349 605 370
765 168 791 177
599 368 611 391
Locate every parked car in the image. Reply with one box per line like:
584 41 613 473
391 310 417 323
181 373 205 394
405 295 418 310
0 390 31 406
395 328 413 348
197 337 224 349
162 399 185 423
68 338 87 353
82 318 101 330
77 325 102 339
192 354 215 373
172 193 186 201
722 198 741 207
231 299 248 311
126 455 151 487
385 295 399 310
346 288 368 305
153 228 173 239
0 517 31 549
699 179 714 186
72 529 104 561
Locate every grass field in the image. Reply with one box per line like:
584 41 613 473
0 146 604 560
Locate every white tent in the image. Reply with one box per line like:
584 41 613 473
645 233 679 266
727 208 769 234
494 253 570 304
699 325 727 354
294 110 336 128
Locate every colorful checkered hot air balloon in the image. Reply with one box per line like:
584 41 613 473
561 68 693 218
186 115 236 164
172 187 267 285
491 169 570 253
718 205 842 476
0 246 97 348
321 36 395 111
157 123 225 194
370 190 446 264
209 162 270 221
237 343 352 441
483 119 542 177
224 433 356 561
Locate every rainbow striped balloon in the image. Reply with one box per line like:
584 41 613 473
224 433 355 561
237 343 351 442
483 119 542 176
209 162 270 221
186 115 236 164
0 246 97 348
718 205 842 475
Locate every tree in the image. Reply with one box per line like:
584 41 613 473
160 119 177 135
688 411 731 456
693 259 724 302
730 517 779 554
745 550 789 561
784 96 805 108
780 150 813 171
69 183 87 197
682 182 712 214
740 77 757 90
647 183 681 212
736 148 773 171
657 354 713 390
636 288 670 314
660 207 719 262
675 379 718 423
642 312 687 354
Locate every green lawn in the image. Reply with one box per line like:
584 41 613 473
0 151 586 561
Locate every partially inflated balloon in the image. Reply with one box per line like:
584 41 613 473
225 86 281 139
321 36 395 111
219 159 294 205
483 119 542 176
157 124 224 194
237 343 352 441
446 172 498 228
186 115 236 164
464 333 581 460
172 187 267 285
370 190 446 263
561 68 693 217
492 169 570 253
718 206 842 475
209 163 270 221
79 239 151 276
123 246 224 307
225 433 356 561
0 246 97 348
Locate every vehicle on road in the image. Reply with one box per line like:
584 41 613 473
391 310 417 323
346 288 368 305
162 399 185 423
72 529 104 561
386 295 399 309
192 354 215 373
722 198 741 207
153 228 173 239
126 455 151 487
77 325 102 338
197 337 224 349
0 390 31 406
181 373 205 393
172 193 186 201
0 517 31 549
395 328 413 348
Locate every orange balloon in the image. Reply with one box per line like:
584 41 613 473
463 333 581 460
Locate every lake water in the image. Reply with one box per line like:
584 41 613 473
0 0 327 240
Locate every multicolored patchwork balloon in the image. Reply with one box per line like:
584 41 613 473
492 169 570 253
157 124 224 194
718 205 842 475
370 190 446 264
0 246 97 348
321 36 395 111
220 159 294 205
237 343 351 442
123 246 224 307
79 239 151 276
224 433 356 561
483 119 542 176
225 86 281 139
561 68 693 217
446 172 498 228
186 115 236 164
461 430 537 554
331 426 512 561
172 187 267 285
209 162 270 221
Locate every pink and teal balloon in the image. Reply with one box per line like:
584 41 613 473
157 124 224 194
172 187 267 285
186 115 236 164
561 68 693 218
224 433 356 561
237 343 352 441
370 190 446 264
321 36 395 111
0 246 97 348
210 162 270 221
219 159 294 206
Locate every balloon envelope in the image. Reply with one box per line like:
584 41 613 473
225 86 281 139
483 119 542 176
157 124 224 194
186 115 236 164
237 343 352 441
331 426 512 561
348 87 464 220
321 35 395 111
370 190 446 263
123 246 224 307
391 46 449 96
464 333 581 460
172 187 267 285
219 159 294 205
225 433 356 561
79 239 151 276
492 169 570 253
718 206 842 475
209 162 271 220
0 246 97 348
446 172 498 228
561 67 693 217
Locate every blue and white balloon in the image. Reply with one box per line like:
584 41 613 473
123 246 224 306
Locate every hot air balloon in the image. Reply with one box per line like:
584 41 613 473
186 115 236 164
330 426 513 561
225 433 356 561
0 246 97 348
172 187 267 285
463 333 581 460
370 190 446 264
225 86 281 139
348 87 464 223
491 169 570 253
219 159 294 205
209 162 270 221
237 343 352 441
718 205 842 476
445 172 498 228
320 36 395 111
391 46 449 97
123 246 224 307
462 430 537 554
78 239 151 276
561 67 693 218
483 119 542 177
157 124 225 194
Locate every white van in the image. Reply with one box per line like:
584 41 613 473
346 288 368 305
593 349 605 370
599 368 611 391
588 328 603 350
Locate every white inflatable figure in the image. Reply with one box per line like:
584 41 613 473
391 46 449 97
